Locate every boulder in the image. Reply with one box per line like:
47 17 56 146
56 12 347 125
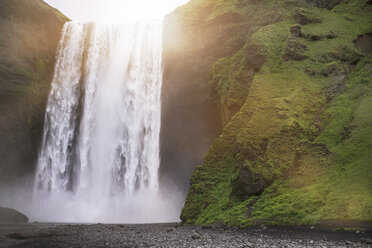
0 207 28 224
290 24 302 38
284 38 308 61
294 9 321 25
232 166 272 198
245 44 266 68
306 0 343 9
354 32 372 55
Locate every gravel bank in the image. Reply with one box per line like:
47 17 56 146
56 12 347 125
0 223 371 247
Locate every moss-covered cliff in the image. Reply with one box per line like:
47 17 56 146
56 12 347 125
0 0 68 186
174 0 372 225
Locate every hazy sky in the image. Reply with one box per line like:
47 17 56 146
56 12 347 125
43 0 190 22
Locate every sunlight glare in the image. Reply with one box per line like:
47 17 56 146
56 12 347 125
44 0 190 22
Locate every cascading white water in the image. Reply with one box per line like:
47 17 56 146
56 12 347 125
32 20 176 223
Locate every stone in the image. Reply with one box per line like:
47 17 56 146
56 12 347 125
290 24 302 37
306 0 342 9
284 38 308 61
294 9 321 25
245 44 266 68
232 165 272 197
0 207 28 224
354 32 372 55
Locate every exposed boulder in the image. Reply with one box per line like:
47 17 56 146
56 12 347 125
306 0 343 9
232 166 272 198
245 44 266 68
292 23 338 41
354 32 372 55
294 9 321 25
284 37 308 61
0 207 28 223
290 24 302 38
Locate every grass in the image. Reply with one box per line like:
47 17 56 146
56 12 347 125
180 0 372 226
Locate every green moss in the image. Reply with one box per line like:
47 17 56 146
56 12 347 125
181 0 372 226
209 49 250 125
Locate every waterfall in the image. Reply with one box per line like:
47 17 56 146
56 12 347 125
32 21 173 223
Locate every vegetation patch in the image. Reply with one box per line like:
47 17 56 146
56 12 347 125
180 0 372 226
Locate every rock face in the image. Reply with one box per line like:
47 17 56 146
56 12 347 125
178 0 372 225
161 4 250 195
0 207 28 223
0 0 68 187
160 0 279 196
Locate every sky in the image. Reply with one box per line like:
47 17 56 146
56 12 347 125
43 0 190 22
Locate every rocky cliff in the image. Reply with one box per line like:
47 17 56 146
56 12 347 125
165 0 372 225
0 0 68 186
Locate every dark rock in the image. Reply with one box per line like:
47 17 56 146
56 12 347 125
306 0 342 9
0 207 28 223
245 44 266 68
6 233 27 240
191 235 201 240
366 0 372 5
309 34 322 41
354 32 372 55
284 38 308 61
294 9 321 25
362 238 372 244
290 24 302 37
232 166 272 197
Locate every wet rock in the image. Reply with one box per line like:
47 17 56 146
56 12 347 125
6 233 27 240
0 207 28 224
284 38 308 61
294 9 321 25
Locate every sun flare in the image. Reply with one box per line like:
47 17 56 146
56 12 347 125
44 0 189 22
